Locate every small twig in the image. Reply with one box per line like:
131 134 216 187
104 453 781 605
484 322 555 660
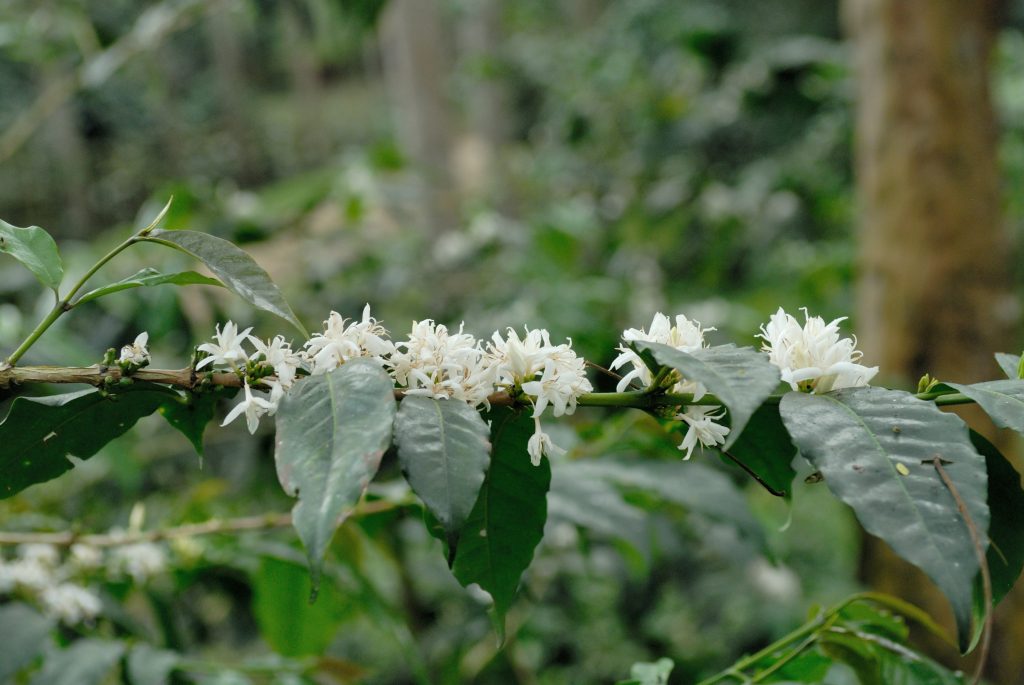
722 450 786 497
0 498 405 547
932 456 991 685
584 360 623 381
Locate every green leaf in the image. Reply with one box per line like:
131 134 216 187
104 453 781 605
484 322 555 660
971 432 1024 601
75 267 221 305
126 644 180 685
780 388 988 650
637 342 781 449
994 353 1020 379
0 384 181 499
724 404 797 497
968 431 1024 649
144 229 306 335
274 359 396 591
29 639 124 685
945 379 1024 434
393 396 491 560
253 555 347 657
558 459 765 550
452 408 550 643
0 219 63 292
0 603 54 681
158 386 238 457
875 651 965 685
548 461 648 556
616 658 674 685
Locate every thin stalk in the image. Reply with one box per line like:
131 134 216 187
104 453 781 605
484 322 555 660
5 235 141 366
5 200 170 367
696 592 948 685
751 625 831 683
695 609 829 685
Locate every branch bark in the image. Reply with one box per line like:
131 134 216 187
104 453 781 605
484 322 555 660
0 498 404 547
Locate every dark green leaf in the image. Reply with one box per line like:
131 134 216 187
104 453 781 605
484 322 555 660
994 353 1020 379
0 384 181 499
945 379 1024 434
569 459 765 550
780 388 988 650
0 603 54 681
145 229 306 335
968 431 1024 650
637 342 780 449
29 639 124 685
969 431 1024 603
126 644 180 685
75 268 221 305
275 359 396 591
158 386 238 457
452 408 550 643
253 555 347 657
393 396 491 557
725 404 797 497
548 461 647 555
0 219 63 291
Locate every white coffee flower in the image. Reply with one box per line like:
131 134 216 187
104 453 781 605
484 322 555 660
69 544 104 571
527 416 566 466
18 543 60 568
388 320 497 407
758 307 878 393
196 321 252 370
520 345 592 418
118 332 150 365
611 313 730 458
677 405 731 460
40 583 102 624
222 381 275 434
491 328 592 464
112 542 166 583
249 335 302 388
0 558 55 592
487 327 552 387
610 312 710 393
303 304 394 374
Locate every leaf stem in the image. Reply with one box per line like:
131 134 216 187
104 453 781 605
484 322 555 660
5 235 141 366
4 200 171 367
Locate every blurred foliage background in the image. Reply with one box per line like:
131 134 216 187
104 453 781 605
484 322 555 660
1 0 1022 683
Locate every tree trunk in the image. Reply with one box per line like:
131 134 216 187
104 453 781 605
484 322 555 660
454 0 510 205
379 0 457 235
845 0 1021 679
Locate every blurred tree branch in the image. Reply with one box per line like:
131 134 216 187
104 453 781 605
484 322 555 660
0 498 405 547
0 0 218 164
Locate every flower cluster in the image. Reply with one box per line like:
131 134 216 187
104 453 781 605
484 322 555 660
192 322 303 434
0 541 167 625
199 304 875 463
202 307 594 462
386 320 496 407
758 307 878 393
304 305 394 374
487 328 593 465
611 313 729 459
